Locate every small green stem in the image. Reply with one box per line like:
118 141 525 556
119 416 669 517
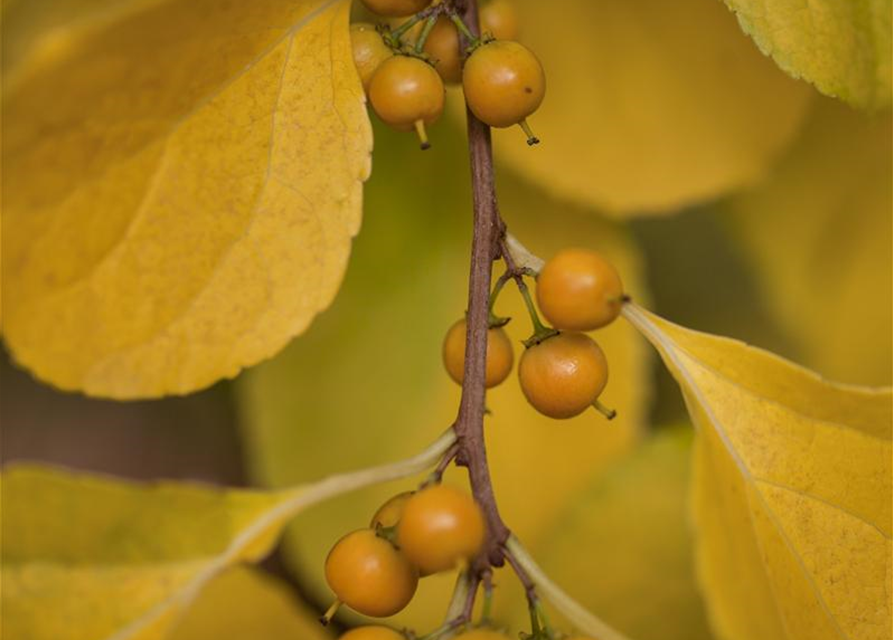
391 14 423 40
488 271 512 326
449 11 477 42
534 600 556 639
528 602 542 636
480 571 494 623
592 399 617 420
415 14 440 52
515 278 558 346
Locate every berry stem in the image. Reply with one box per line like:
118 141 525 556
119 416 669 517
414 14 440 52
390 14 424 40
448 10 477 44
414 120 431 150
515 277 559 346
592 399 617 420
519 119 540 146
487 270 512 326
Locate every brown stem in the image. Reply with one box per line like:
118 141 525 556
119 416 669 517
451 0 511 569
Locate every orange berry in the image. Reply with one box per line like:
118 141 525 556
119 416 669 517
536 248 624 331
351 24 393 92
518 333 608 419
325 529 418 617
370 492 414 529
462 40 544 142
369 55 445 148
423 16 463 84
442 318 514 388
397 485 486 575
339 627 405 640
479 0 520 40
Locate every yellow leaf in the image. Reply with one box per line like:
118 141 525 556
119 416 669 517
168 566 333 640
721 0 892 109
236 123 651 630
727 98 892 386
623 304 892 640
1 0 372 398
483 0 812 216
508 427 715 640
0 432 455 640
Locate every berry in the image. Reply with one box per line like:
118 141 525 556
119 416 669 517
462 40 545 144
397 485 486 575
370 491 414 529
479 0 520 40
351 24 393 92
339 627 405 640
518 333 608 419
325 529 418 617
369 55 445 149
362 0 431 18
423 16 463 84
536 248 624 331
442 318 514 388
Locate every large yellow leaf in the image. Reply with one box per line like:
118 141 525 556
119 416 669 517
623 304 892 640
0 431 454 640
726 99 892 386
484 0 812 216
1 0 372 398
509 427 715 640
721 0 892 109
168 566 333 640
236 123 650 630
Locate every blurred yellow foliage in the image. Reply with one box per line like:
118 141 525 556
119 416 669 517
169 567 333 640
0 427 455 640
1 465 290 640
487 0 812 216
2 0 371 398
625 305 892 640
727 99 892 386
504 427 715 640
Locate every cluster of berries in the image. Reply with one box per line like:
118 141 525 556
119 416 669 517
444 248 625 420
350 0 544 148
323 485 485 628
325 484 599 639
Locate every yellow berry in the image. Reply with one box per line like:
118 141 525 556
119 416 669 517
423 16 463 84
442 318 514 388
325 529 418 617
339 627 405 640
536 248 624 331
351 24 393 92
370 492 414 529
397 485 486 575
463 40 544 142
479 0 520 40
518 333 608 419
369 55 445 148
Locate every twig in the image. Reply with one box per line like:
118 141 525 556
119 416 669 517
451 0 511 571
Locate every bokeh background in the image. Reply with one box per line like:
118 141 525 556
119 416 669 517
2 0 890 638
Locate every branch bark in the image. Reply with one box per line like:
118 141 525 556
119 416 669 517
451 0 511 569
